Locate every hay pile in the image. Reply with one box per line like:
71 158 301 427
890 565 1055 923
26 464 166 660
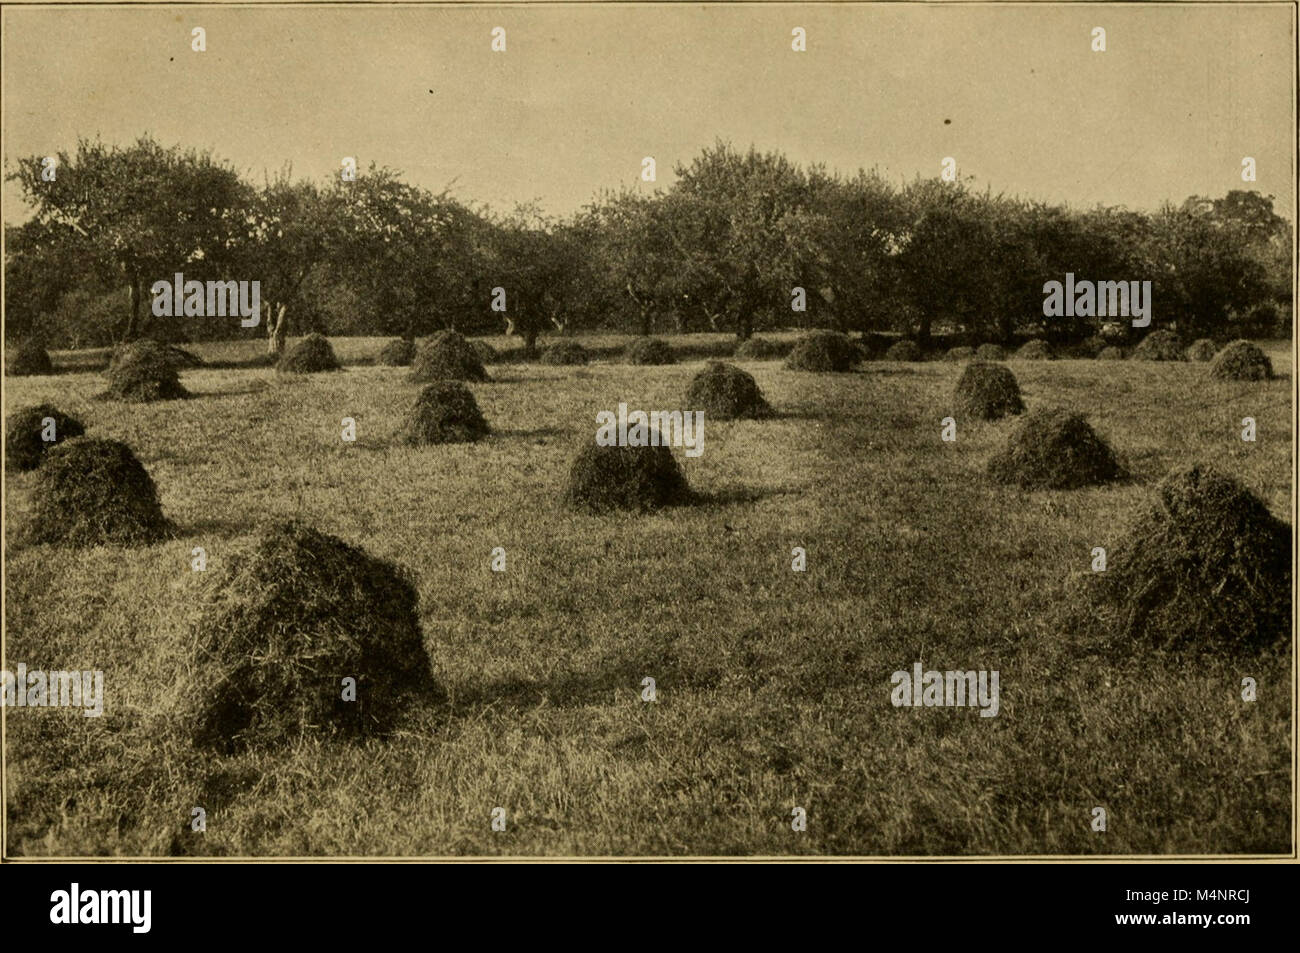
987 407 1124 489
1185 338 1218 362
24 438 169 546
685 362 772 420
540 340 590 366
470 340 498 365
945 346 975 361
186 521 437 751
377 338 415 367
954 362 1024 421
1210 340 1272 381
734 336 785 360
1129 330 1185 361
278 333 341 374
5 404 86 472
102 339 189 401
885 340 922 362
624 337 676 365
7 339 54 376
1077 335 1107 358
859 333 893 360
1015 339 1053 360
975 343 1007 361
564 439 692 513
1097 346 1126 360
133 342 204 368
784 331 858 372
411 330 490 382
1087 464 1291 652
405 381 490 444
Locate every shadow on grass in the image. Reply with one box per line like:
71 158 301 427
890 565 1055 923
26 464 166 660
493 426 569 441
92 390 195 404
4 516 182 554
490 338 742 366
445 652 710 713
199 357 276 371
190 382 272 398
478 373 555 384
690 485 800 507
766 406 839 422
30 363 111 376
862 363 931 375
182 517 260 537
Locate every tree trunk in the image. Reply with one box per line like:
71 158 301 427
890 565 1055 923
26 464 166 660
917 312 933 347
266 302 288 356
627 282 651 336
736 300 755 341
123 276 142 342
997 312 1013 343
524 328 539 358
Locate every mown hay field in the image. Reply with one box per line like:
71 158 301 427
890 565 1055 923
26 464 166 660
3 337 1292 856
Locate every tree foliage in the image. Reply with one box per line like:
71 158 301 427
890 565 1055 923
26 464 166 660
6 137 1291 349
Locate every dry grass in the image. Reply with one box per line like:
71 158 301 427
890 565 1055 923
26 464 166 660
184 520 438 753
5 404 86 472
18 437 170 547
377 338 415 367
785 331 859 372
1211 340 1273 381
3 337 1292 856
954 362 1024 421
102 339 190 401
405 381 491 445
684 362 772 420
411 331 490 382
987 406 1125 490
623 337 677 366
1081 463 1291 653
278 333 341 374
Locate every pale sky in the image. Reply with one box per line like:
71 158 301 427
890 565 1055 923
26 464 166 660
3 3 1295 223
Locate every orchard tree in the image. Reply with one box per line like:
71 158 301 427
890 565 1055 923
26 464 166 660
235 171 338 355
7 136 248 342
3 219 100 343
1198 191 1292 309
1145 199 1272 338
323 166 488 342
807 167 907 334
486 204 595 355
584 189 683 336
893 181 1004 344
669 143 827 340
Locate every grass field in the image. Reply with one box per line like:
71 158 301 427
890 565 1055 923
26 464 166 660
3 336 1293 856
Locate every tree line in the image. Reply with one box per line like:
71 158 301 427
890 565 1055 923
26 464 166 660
5 136 1292 355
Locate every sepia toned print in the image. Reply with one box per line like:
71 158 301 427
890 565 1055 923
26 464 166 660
2 2 1294 860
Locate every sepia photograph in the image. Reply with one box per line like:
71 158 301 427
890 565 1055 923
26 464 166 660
1 0 1294 870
